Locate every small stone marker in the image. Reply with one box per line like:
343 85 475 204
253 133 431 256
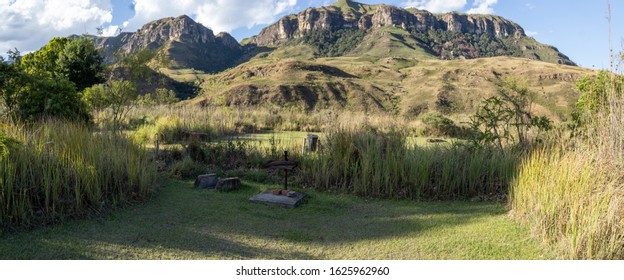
250 190 305 208
195 174 219 189
216 177 241 191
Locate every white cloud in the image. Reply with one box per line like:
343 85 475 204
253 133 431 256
525 3 536 10
0 0 298 56
123 0 299 34
526 30 538 37
467 0 498 14
402 0 467 13
0 0 113 53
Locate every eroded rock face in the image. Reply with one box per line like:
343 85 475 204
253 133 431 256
92 15 243 72
119 15 218 54
253 17 299 46
436 13 525 38
251 1 525 45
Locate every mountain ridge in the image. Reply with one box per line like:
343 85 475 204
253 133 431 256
92 15 244 72
247 0 574 65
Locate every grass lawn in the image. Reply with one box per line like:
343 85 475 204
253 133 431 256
0 178 551 260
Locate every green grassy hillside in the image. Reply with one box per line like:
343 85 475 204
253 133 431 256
180 52 593 123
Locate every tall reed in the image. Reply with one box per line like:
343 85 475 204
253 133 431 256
510 66 624 259
0 120 157 229
124 105 417 144
302 126 518 200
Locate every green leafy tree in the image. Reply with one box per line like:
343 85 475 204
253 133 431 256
1 57 28 120
14 73 89 121
82 84 108 112
20 37 70 76
83 80 138 133
468 77 552 149
497 77 535 147
468 96 514 149
57 37 105 91
137 88 179 106
21 37 104 92
6 37 104 121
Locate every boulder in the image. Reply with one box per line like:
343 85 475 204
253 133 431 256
216 177 241 191
194 174 219 189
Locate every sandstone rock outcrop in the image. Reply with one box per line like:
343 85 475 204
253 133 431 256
251 0 526 46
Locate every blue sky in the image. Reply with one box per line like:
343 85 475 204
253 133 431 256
1 0 623 69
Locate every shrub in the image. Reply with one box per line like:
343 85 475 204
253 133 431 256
420 112 461 137
169 156 206 179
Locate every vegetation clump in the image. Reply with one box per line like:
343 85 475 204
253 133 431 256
0 120 157 229
511 64 624 259
300 29 367 57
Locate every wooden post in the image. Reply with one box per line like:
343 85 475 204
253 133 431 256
284 151 289 190
154 138 160 159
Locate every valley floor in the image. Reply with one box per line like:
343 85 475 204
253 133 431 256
0 179 552 260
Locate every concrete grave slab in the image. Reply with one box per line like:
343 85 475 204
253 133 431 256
250 190 305 208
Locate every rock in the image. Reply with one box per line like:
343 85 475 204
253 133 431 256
92 15 243 71
252 1 527 46
195 174 219 189
427 139 448 143
250 190 306 208
216 177 242 191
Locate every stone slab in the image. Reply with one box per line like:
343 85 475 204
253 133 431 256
195 174 219 189
250 191 305 208
216 177 241 191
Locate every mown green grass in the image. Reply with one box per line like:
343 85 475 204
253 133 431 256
0 178 550 260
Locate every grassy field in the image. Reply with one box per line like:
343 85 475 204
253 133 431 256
0 178 550 260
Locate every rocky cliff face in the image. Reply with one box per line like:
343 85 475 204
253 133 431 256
94 15 243 72
119 15 218 54
252 1 525 46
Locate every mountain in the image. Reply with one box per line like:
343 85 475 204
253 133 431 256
248 0 575 65
93 15 244 73
185 3 592 121
85 1 592 122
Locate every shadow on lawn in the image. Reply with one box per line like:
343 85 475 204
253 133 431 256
0 179 510 260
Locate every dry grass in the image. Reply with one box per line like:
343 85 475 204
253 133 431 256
0 120 157 229
510 66 624 259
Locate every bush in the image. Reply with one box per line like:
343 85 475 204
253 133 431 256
420 112 461 137
169 157 207 179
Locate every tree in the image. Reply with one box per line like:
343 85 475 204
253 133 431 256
57 37 105 91
82 84 108 113
14 73 89 121
83 81 138 133
0 59 26 120
20 37 104 91
137 88 179 106
497 77 536 147
468 96 514 149
7 37 105 121
468 76 552 149
20 37 70 76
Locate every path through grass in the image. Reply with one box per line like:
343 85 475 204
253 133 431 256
0 179 551 259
